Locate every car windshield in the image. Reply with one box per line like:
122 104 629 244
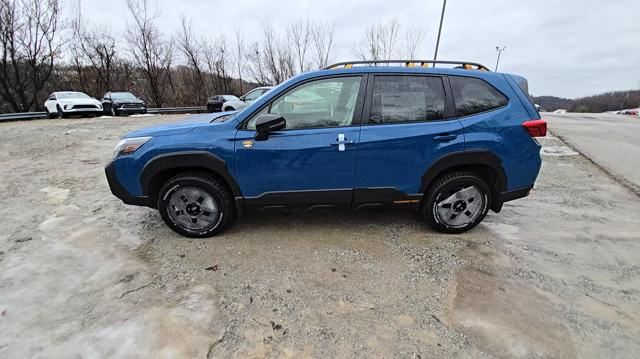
57 92 91 99
111 92 138 101
223 95 239 101
243 89 265 101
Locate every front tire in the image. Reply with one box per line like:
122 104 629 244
422 172 490 234
56 105 65 118
157 172 234 238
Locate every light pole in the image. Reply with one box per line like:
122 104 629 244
495 46 507 71
433 0 448 63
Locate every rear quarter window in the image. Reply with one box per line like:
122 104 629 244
450 76 508 117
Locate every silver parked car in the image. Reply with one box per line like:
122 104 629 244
221 86 273 112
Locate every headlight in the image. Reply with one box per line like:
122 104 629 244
113 136 151 158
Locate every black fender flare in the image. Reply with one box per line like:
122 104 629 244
420 150 507 209
140 151 242 199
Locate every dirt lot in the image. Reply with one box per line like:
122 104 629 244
1 115 639 358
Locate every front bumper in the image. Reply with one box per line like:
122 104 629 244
62 108 103 115
116 106 147 114
105 161 151 207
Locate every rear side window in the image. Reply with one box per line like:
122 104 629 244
369 76 445 124
450 76 508 117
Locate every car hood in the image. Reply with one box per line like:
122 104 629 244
123 112 235 138
58 98 101 106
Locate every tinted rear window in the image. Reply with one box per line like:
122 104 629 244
450 76 508 117
369 76 445 124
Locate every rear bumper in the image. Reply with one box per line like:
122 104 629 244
492 185 533 212
501 186 533 203
105 161 151 207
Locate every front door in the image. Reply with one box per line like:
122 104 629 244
235 76 365 208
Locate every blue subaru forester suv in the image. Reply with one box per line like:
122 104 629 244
105 60 546 237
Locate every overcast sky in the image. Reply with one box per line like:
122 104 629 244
77 0 640 98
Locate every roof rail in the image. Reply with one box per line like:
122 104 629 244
323 60 491 71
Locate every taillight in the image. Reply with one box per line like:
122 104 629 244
523 119 547 137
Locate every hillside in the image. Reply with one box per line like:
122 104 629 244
533 90 640 113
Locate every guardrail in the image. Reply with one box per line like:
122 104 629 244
0 112 48 122
0 106 209 123
147 106 206 114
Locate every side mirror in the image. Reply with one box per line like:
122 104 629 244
239 97 246 102
254 114 286 141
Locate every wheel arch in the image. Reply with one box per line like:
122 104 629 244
420 151 507 212
140 151 242 207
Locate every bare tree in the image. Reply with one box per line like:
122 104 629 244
245 41 269 86
355 19 401 61
289 19 311 73
0 0 63 112
403 25 426 58
125 0 173 107
261 23 281 84
215 35 231 93
70 0 118 97
177 14 206 103
233 27 245 94
202 34 231 94
311 21 335 69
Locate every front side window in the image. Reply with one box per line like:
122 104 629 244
369 76 445 124
450 76 508 117
247 77 362 130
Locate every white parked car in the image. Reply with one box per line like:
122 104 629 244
553 109 567 114
44 91 103 118
221 86 273 112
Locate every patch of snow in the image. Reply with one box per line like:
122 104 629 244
541 146 579 157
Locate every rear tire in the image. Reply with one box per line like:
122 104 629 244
46 109 55 119
422 171 491 234
157 172 234 238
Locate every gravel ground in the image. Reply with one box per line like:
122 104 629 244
0 115 639 358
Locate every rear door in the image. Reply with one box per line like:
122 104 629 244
353 74 464 206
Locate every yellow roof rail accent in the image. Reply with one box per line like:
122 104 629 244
406 62 415 67
344 64 352 69
463 64 473 70
421 62 429 68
